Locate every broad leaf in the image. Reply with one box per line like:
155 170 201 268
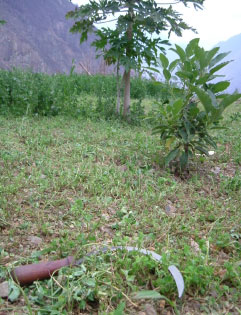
209 81 230 93
207 90 219 109
195 146 209 155
172 99 184 115
205 47 220 66
209 52 230 68
219 93 241 110
163 69 171 81
185 38 199 57
193 87 214 114
210 61 231 75
133 290 162 299
165 147 180 166
168 59 180 72
159 53 169 68
179 129 188 143
194 46 206 70
174 44 186 62
8 281 20 302
180 151 189 169
114 301 126 315
204 135 217 148
176 71 193 80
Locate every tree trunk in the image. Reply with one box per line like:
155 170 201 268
123 0 133 119
116 59 121 115
123 70 131 117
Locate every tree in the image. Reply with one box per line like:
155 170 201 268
0 20 6 25
66 0 205 118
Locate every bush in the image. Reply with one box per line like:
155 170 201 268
151 38 241 171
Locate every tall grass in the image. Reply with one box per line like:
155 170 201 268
0 69 168 117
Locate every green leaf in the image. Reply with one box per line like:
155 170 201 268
193 87 213 114
168 59 179 72
189 106 199 117
185 38 199 57
195 146 209 156
8 281 20 302
194 46 206 70
209 61 230 75
206 47 220 66
209 81 230 93
159 53 169 69
178 129 188 143
176 71 193 80
219 93 241 111
163 69 171 81
196 74 211 85
144 67 160 73
207 90 219 108
204 135 217 149
165 147 180 166
173 45 186 62
180 151 189 169
172 99 184 115
209 52 230 68
114 301 126 315
133 290 162 299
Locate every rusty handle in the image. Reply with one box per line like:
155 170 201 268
11 256 75 286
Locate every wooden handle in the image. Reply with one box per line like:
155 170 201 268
11 256 75 286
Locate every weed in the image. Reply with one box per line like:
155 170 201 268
0 112 240 314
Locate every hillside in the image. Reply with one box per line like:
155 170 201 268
215 33 241 93
0 0 112 74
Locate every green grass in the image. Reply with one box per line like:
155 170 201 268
0 104 241 314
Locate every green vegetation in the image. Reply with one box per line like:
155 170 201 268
0 38 240 314
67 0 204 117
152 39 241 171
0 102 240 313
0 69 167 118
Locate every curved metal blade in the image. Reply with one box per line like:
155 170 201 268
168 265 185 298
76 246 184 298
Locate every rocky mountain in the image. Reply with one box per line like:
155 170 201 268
215 33 241 93
0 0 112 74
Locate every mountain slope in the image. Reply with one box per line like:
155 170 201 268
215 33 241 93
0 0 111 74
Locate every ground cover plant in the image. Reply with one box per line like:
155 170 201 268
0 101 240 313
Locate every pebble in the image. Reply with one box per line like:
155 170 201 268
0 281 9 298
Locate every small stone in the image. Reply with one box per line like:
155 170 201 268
27 236 42 245
211 167 221 175
119 165 128 172
159 299 166 310
0 281 9 298
165 201 176 217
190 239 201 254
144 304 157 315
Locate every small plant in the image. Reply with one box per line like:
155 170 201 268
152 38 241 171
220 173 241 193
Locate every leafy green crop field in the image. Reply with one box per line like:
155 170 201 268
0 104 240 314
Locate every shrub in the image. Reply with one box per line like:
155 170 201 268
151 38 241 171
